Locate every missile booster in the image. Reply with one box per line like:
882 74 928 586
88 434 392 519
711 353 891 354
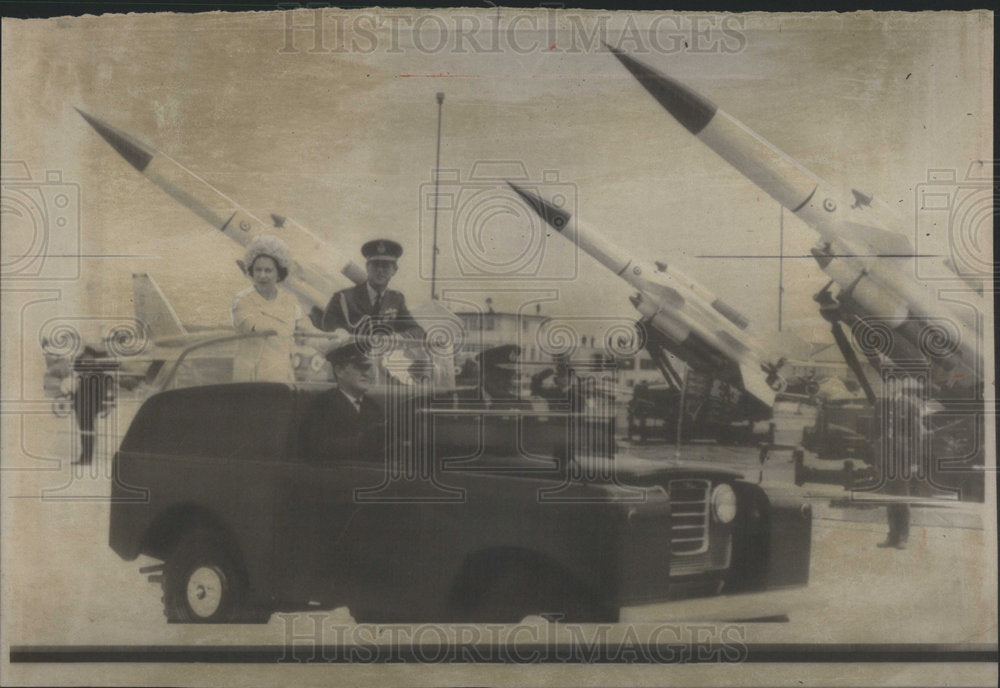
76 110 366 312
508 182 777 409
609 48 982 386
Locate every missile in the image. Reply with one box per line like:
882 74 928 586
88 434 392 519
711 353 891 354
609 48 982 380
76 109 367 312
508 182 777 409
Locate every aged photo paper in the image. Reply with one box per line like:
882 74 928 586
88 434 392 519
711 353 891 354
1 7 996 687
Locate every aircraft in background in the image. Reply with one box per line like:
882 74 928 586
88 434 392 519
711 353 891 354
71 109 461 393
42 273 336 407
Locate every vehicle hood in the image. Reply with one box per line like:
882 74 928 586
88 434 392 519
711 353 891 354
442 449 744 485
611 451 745 482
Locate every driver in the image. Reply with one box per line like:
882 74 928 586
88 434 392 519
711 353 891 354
300 343 384 462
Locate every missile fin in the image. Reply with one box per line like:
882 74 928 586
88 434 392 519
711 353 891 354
837 219 913 257
75 109 154 172
606 46 717 135
739 361 777 408
811 245 835 269
850 188 874 209
643 282 685 309
220 208 263 235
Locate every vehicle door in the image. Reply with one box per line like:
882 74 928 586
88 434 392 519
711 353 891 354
271 390 358 607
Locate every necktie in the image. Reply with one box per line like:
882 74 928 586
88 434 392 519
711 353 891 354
372 291 382 315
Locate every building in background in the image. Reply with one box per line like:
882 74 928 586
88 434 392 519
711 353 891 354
453 305 664 396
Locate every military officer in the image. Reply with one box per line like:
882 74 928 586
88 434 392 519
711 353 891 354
529 353 574 407
320 239 422 339
455 344 522 409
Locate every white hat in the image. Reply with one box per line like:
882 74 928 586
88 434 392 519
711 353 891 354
244 234 292 274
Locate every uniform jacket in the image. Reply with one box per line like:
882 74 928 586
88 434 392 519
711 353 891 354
299 388 385 462
321 283 422 337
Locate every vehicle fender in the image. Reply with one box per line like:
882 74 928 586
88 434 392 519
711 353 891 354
754 484 812 589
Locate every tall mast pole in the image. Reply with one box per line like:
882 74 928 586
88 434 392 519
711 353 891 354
430 92 444 301
778 205 784 331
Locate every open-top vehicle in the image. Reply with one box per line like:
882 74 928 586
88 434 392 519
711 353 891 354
110 377 811 624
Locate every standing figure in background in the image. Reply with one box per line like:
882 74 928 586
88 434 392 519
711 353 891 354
232 234 336 383
878 378 933 550
71 345 116 465
460 344 522 409
629 380 652 443
530 353 573 407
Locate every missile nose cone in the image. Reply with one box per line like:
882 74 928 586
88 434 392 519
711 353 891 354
75 108 154 172
607 47 717 135
506 182 572 232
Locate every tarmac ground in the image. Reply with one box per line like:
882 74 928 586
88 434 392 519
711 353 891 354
1 410 995 655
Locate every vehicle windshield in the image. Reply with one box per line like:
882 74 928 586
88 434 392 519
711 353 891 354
151 331 455 393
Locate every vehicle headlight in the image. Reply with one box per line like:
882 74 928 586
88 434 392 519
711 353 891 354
710 484 737 524
291 353 303 369
309 354 324 372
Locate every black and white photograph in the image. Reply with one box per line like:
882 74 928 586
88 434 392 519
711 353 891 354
0 6 995 687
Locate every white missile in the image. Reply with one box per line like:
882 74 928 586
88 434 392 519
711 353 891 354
609 48 982 380
508 182 777 409
76 109 367 312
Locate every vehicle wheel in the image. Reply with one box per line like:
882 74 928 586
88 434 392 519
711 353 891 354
162 527 247 623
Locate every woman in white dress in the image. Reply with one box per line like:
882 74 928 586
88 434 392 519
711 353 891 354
231 234 330 383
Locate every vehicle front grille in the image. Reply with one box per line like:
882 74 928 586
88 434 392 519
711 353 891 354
667 479 710 556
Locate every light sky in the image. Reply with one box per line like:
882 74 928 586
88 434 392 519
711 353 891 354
2 9 992 351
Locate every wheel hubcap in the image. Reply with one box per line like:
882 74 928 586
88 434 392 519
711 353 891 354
186 566 226 618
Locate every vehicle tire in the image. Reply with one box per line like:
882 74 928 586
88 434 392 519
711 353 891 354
162 527 248 623
461 563 614 624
